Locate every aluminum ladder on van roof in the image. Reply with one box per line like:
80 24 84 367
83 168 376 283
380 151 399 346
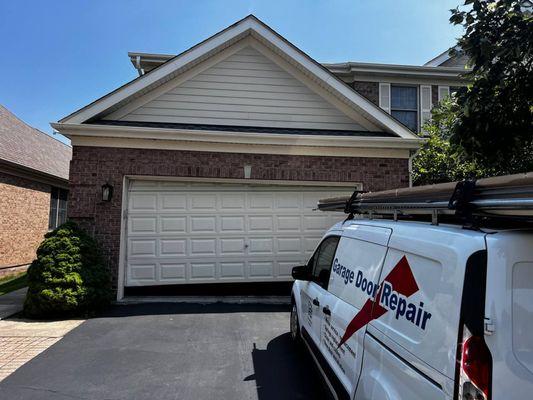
317 172 533 226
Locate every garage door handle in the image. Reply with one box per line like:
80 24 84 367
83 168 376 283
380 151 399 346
322 306 331 316
312 298 320 306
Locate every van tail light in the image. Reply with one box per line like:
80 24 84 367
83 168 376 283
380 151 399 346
458 327 492 400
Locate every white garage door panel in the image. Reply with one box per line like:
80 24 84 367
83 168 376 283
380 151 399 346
125 181 349 286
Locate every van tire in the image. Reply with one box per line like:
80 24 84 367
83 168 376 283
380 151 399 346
290 301 301 344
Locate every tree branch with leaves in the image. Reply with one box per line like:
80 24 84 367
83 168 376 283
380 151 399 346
448 0 533 174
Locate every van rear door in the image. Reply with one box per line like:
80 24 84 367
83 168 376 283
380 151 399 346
356 223 487 400
485 231 533 400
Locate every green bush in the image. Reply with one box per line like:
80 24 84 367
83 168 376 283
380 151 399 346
412 99 491 186
24 221 112 318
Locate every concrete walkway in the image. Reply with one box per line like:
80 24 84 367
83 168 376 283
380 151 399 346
0 288 27 320
0 287 84 381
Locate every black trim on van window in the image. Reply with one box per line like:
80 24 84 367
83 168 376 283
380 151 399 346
460 250 488 336
366 331 443 390
301 327 350 400
453 250 491 400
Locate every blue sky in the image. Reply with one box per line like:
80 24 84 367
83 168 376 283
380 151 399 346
0 0 463 144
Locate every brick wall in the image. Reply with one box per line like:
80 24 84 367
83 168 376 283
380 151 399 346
0 173 50 268
69 146 409 288
352 81 379 105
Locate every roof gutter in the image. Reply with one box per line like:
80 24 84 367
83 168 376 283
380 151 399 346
0 158 69 188
323 62 470 80
51 122 424 150
126 52 469 81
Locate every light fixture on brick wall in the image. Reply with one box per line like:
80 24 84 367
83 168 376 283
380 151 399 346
244 165 252 179
102 183 113 202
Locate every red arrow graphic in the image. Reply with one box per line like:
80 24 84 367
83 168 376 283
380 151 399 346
338 256 419 347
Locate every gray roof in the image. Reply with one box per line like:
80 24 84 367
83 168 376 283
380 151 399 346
0 105 71 180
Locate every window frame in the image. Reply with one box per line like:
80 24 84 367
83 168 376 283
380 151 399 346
390 84 419 132
49 187 68 230
308 235 341 289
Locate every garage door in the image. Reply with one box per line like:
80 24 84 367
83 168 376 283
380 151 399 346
125 180 350 286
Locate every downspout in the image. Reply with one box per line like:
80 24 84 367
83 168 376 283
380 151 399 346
408 148 420 188
134 55 144 76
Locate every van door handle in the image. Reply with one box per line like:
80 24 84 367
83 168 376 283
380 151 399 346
312 298 320 306
322 306 331 316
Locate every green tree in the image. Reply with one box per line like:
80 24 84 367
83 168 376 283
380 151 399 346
412 100 490 186
24 222 112 318
448 0 533 174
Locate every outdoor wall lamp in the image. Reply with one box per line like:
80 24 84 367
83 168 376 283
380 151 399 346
102 183 113 202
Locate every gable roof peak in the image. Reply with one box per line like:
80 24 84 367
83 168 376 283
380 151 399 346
56 15 420 140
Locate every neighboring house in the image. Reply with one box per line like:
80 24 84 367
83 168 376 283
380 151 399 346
0 105 71 275
51 15 451 299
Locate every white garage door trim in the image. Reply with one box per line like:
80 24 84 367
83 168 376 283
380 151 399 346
117 176 360 300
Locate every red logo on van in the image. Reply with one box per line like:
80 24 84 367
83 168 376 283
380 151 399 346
338 256 419 347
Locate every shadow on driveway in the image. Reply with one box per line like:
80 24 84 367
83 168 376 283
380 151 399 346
246 332 331 400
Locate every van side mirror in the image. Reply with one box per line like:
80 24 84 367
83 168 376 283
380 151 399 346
292 265 311 281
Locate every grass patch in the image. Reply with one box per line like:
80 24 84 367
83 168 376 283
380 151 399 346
0 272 28 296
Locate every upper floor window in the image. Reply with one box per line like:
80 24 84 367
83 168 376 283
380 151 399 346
390 85 418 132
49 187 68 230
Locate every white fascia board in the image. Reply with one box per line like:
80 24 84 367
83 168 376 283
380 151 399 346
127 51 174 60
51 122 424 150
128 52 466 79
325 62 466 76
326 66 467 83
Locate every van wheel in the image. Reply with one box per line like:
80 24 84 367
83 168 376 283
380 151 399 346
290 302 301 343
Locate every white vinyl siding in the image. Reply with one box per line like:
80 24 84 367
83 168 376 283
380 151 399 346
118 47 366 131
379 83 391 113
125 180 348 286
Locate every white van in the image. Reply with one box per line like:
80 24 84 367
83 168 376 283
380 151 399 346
290 176 533 400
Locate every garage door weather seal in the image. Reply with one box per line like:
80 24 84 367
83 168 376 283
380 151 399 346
116 295 291 305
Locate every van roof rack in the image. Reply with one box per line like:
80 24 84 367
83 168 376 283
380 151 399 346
318 173 533 227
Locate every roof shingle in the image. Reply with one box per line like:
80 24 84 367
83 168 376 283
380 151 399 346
91 120 396 137
0 105 71 180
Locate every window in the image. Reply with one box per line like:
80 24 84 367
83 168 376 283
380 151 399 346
438 86 450 102
391 85 418 132
309 236 340 288
49 187 68 230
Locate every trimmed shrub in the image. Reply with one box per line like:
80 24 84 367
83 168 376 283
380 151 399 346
24 221 112 318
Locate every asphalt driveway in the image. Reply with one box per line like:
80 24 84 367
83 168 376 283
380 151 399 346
0 302 329 400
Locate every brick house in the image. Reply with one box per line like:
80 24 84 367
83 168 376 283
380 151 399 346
0 105 71 276
52 16 464 299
